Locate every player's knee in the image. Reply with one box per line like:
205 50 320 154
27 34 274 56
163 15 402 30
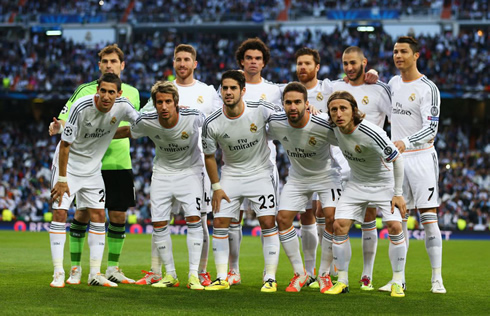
301 209 315 225
52 209 67 222
333 219 349 235
89 209 106 223
276 211 293 229
386 221 402 235
108 210 126 224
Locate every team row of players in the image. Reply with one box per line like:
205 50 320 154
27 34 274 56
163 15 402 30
48 37 445 296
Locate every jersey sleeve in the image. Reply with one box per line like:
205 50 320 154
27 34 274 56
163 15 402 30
211 89 222 112
202 118 217 155
122 100 141 124
196 110 206 127
259 99 283 122
61 103 83 144
404 81 440 149
130 117 146 139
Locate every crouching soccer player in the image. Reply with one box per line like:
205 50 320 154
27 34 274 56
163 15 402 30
50 73 140 287
267 82 342 293
114 81 206 290
323 91 408 297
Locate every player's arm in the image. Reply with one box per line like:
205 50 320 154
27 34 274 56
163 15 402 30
49 117 65 136
364 69 379 84
204 154 230 213
391 155 406 218
51 140 71 205
114 126 131 139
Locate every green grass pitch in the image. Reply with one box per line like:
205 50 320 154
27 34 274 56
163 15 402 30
0 231 488 315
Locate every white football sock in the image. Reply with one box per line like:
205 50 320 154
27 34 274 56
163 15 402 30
301 223 318 277
262 226 280 281
421 213 443 281
88 222 106 276
279 226 304 275
186 220 203 276
153 225 176 278
50 221 66 273
212 227 229 280
228 223 242 273
332 234 351 285
361 220 378 280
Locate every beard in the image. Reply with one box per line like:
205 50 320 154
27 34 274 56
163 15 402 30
347 65 364 82
297 69 316 84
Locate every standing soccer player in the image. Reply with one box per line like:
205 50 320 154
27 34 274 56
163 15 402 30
50 73 140 287
48 44 140 286
323 91 407 298
267 82 341 293
138 44 220 287
382 36 445 294
202 70 281 292
331 46 392 290
115 81 206 290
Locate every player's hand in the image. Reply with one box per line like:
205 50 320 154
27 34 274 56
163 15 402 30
51 182 70 205
391 195 406 218
307 104 321 115
212 189 230 213
394 140 406 153
49 117 61 136
364 69 379 84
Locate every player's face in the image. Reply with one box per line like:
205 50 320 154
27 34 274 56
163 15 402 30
393 43 419 71
155 92 177 120
296 54 319 84
342 52 366 83
173 51 197 81
241 49 264 76
96 82 122 113
328 99 355 132
98 52 125 77
221 78 245 108
283 91 308 125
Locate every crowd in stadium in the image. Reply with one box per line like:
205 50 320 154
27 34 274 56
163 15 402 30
2 0 489 23
0 26 488 97
1 120 488 230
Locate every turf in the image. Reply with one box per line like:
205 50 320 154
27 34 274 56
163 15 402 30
0 231 488 315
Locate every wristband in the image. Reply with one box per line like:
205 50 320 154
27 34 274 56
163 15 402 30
58 176 68 183
58 124 64 134
211 182 222 191
394 188 403 196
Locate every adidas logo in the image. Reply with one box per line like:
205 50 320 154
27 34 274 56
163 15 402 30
282 136 289 142
223 134 230 139
155 135 161 139
86 122 92 127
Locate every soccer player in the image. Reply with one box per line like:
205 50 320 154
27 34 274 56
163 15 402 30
381 36 445 294
138 44 220 287
50 73 140 287
294 47 379 286
267 82 341 293
224 38 282 285
202 70 281 292
48 44 140 286
331 46 392 290
114 81 206 290
323 91 407 298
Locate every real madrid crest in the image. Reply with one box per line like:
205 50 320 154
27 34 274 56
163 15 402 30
362 96 369 105
197 96 204 104
355 145 362 153
309 137 317 146
110 117 117 125
409 93 416 102
316 93 324 101
250 123 257 133
260 94 267 100
181 131 189 139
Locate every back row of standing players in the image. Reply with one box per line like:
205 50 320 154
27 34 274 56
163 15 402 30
48 36 445 296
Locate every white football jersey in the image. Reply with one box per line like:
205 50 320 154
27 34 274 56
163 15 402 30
332 80 392 128
306 79 335 112
267 112 340 181
60 95 139 176
130 108 205 175
389 75 440 151
202 100 282 177
244 78 282 106
330 120 400 185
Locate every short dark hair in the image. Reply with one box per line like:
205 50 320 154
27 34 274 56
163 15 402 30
221 70 246 90
295 47 320 65
98 44 124 62
343 46 365 58
97 73 122 91
174 44 197 61
327 91 365 126
396 36 420 54
282 82 307 102
235 38 270 69
151 81 179 109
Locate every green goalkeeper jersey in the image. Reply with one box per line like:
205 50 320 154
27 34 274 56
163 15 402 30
59 80 140 170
